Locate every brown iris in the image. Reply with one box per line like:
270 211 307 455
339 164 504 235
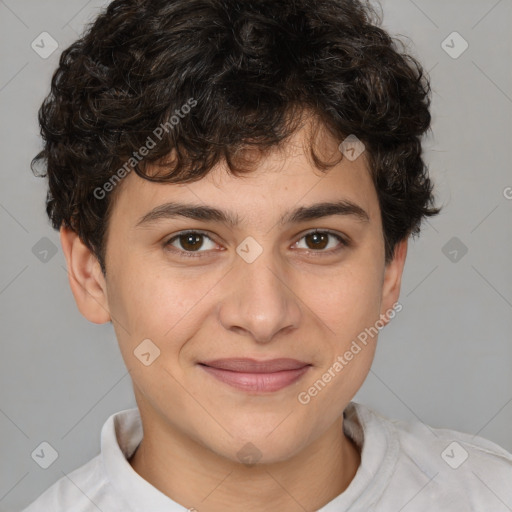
178 233 204 251
304 232 329 250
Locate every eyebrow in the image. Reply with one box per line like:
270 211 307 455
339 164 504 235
135 199 370 228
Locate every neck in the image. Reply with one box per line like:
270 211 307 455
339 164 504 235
129 410 360 512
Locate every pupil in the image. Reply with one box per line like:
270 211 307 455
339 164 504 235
308 232 327 250
182 233 202 251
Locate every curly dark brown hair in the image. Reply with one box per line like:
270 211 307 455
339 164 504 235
32 0 441 275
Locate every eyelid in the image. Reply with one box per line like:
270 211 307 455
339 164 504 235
164 230 219 257
164 228 349 257
293 229 349 254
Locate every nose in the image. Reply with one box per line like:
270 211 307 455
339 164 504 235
217 249 302 344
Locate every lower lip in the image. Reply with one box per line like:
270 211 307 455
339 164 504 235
199 365 311 392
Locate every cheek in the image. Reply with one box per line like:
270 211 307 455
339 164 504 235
106 265 203 408
305 258 383 340
106 254 221 361
297 256 383 400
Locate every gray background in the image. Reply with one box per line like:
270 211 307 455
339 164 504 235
1 0 511 510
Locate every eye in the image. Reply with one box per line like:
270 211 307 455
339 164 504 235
164 230 219 257
163 229 349 258
294 230 349 254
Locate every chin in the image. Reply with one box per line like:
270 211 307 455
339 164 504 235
209 427 310 466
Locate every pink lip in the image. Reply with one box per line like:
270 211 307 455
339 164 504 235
198 358 311 392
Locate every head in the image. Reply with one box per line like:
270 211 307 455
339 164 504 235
34 0 440 464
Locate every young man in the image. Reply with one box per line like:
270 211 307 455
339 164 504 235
24 0 512 510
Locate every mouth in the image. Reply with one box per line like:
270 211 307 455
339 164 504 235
198 358 312 393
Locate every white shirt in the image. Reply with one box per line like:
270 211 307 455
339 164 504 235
22 402 512 511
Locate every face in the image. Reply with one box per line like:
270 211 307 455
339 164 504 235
65 120 406 465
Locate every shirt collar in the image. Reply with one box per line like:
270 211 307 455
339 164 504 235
318 402 400 511
101 407 179 511
101 402 399 511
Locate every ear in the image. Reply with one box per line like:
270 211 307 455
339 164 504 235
60 226 111 324
379 238 408 324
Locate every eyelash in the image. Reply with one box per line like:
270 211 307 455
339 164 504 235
163 229 349 258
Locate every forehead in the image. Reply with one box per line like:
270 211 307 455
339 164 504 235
108 123 379 230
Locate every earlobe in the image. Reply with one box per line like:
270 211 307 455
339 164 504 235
379 238 408 324
60 226 111 324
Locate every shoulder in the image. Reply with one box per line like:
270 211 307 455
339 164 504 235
21 455 110 512
21 407 141 511
353 403 512 510
387 408 512 474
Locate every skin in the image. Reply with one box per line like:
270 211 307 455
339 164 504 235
60 118 407 512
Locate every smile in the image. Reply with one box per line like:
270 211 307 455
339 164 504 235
198 358 312 393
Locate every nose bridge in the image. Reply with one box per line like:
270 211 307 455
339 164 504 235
217 242 301 343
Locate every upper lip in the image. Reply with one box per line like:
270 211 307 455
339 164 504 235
199 358 310 373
